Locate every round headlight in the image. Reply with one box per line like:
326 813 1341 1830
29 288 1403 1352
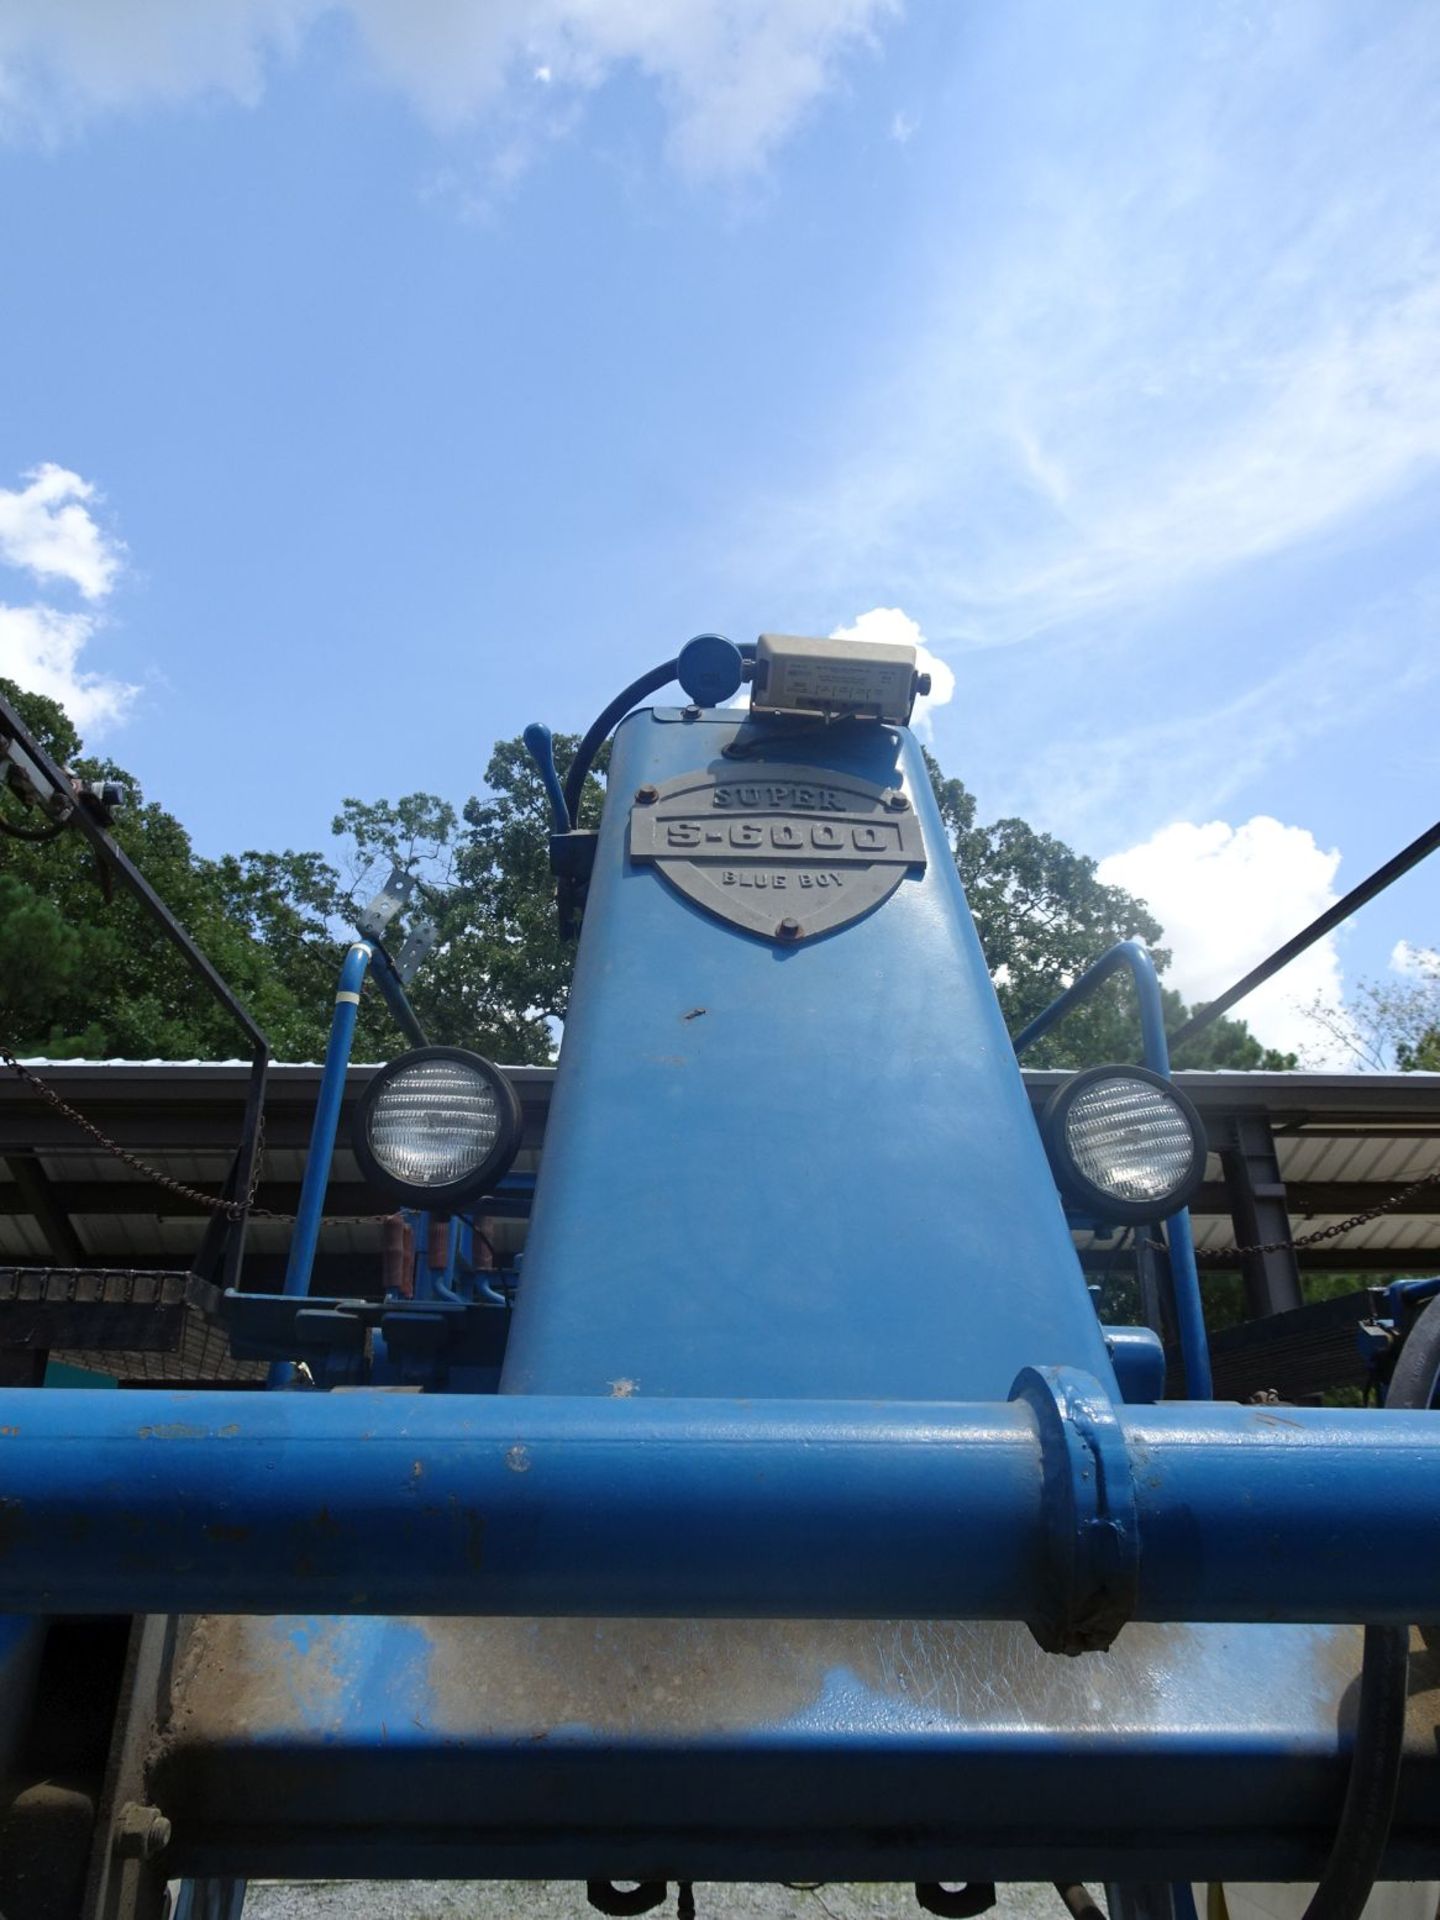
1041 1065 1206 1225
353 1046 522 1209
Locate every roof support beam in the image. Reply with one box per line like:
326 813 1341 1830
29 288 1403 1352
1217 1112 1304 1316
2 1154 84 1264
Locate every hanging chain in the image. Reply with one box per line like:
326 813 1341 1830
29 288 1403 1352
1190 1162 1440 1264
1 1046 389 1225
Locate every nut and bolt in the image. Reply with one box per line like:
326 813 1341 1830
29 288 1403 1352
915 671 932 695
884 790 910 812
776 917 803 941
634 784 660 805
114 1804 172 1861
682 705 701 721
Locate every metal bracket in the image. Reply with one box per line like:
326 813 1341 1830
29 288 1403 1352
391 915 438 985
221 1289 510 1379
0 723 73 820
1010 1366 1140 1655
356 865 420 941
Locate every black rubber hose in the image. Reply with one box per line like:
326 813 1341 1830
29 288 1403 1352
1292 1307 1437 1920
0 811 65 842
1297 1623 1409 1920
561 642 758 827
563 659 680 828
586 1885 668 1916
915 1885 996 1917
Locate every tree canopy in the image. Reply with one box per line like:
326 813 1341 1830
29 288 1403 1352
3 676 1295 1070
1301 955 1440 1073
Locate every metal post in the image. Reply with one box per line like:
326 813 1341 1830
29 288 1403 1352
1219 1112 1304 1317
221 1046 269 1294
279 943 372 1301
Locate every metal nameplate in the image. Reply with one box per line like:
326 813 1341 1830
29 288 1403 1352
629 763 926 941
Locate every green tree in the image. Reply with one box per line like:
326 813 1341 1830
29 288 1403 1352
1301 954 1440 1072
2 678 264 1057
923 751 1293 1070
3 679 1288 1070
328 736 608 1063
1 679 395 1061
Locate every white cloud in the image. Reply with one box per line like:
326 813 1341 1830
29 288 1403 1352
829 604 954 733
0 1 306 133
998 602 1440 855
0 463 122 601
0 602 138 732
1391 941 1439 979
738 5 1440 648
1097 816 1345 1060
0 0 896 175
0 463 135 734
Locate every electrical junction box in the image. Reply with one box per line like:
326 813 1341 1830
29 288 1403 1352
751 631 922 724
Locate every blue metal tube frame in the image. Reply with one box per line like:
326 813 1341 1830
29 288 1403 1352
368 942 428 1048
1012 940 1213 1399
0 1380 1435 1627
280 940 373 1299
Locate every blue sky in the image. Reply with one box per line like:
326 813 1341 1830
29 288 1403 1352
1 0 1436 1057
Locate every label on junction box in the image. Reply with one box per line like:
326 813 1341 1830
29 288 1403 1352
629 762 926 942
753 632 917 723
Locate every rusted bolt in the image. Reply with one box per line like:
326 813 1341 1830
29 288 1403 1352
776 917 803 941
884 790 910 811
634 784 660 805
114 1803 172 1861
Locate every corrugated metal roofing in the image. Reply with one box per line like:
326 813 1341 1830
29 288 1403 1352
1 1061 1436 1275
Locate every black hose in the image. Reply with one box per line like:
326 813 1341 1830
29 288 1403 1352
1291 1306 1437 1920
916 1886 995 1917
1298 1624 1409 1920
0 810 65 843
586 1885 667 1916
561 642 758 827
562 659 682 827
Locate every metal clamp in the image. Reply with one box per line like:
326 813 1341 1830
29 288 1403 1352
1009 1367 1139 1656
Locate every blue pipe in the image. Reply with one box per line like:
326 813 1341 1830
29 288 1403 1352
0 1384 1434 1625
1013 940 1213 1399
1011 940 1162 1059
280 941 373 1301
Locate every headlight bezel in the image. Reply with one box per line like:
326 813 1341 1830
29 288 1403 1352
352 1044 523 1210
1041 1063 1207 1225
